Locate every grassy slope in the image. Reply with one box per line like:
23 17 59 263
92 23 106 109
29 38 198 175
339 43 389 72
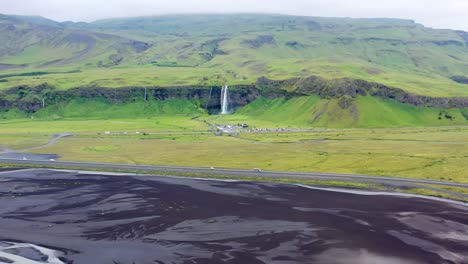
31 97 206 119
0 14 467 96
2 95 466 128
235 96 468 128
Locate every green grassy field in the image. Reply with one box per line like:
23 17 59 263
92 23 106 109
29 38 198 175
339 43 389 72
0 117 206 134
0 134 51 150
20 126 467 183
1 94 464 185
1 114 466 183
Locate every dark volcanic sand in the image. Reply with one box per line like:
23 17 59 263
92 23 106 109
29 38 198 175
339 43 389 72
0 169 467 264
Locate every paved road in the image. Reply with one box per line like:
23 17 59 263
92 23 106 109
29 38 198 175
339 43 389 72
1 158 467 191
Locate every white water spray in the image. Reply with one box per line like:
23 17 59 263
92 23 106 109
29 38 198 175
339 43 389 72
220 85 230 114
209 87 213 98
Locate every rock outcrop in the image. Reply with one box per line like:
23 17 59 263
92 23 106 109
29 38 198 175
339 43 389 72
257 76 468 108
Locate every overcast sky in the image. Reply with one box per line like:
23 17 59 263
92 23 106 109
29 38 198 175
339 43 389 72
1 0 467 31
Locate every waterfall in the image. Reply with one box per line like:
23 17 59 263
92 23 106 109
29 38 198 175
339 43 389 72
205 87 213 109
220 85 230 114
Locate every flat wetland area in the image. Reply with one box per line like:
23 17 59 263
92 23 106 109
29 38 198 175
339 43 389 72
0 168 467 264
1 117 467 183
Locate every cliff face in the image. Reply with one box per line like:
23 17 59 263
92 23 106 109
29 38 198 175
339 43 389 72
0 84 263 113
1 76 467 113
257 77 468 108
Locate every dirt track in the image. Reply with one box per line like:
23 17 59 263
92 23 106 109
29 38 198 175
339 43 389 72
0 133 71 155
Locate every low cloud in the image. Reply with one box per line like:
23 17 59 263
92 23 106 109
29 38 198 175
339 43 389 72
0 0 467 30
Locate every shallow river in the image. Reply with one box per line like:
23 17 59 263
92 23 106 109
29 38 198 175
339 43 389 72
0 169 467 264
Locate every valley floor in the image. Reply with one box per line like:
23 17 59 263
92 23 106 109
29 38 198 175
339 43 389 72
0 117 467 184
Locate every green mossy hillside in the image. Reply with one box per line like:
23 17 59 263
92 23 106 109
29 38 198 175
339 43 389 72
237 96 468 128
0 98 205 120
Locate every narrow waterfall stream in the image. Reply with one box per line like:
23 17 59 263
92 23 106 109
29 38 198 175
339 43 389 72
220 85 230 114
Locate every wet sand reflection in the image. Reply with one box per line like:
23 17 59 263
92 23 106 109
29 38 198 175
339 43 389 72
0 169 467 264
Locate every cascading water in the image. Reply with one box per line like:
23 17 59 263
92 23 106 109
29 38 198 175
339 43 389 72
220 85 230 114
205 87 213 109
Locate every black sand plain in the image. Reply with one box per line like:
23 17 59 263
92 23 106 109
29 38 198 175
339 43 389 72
0 169 467 264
